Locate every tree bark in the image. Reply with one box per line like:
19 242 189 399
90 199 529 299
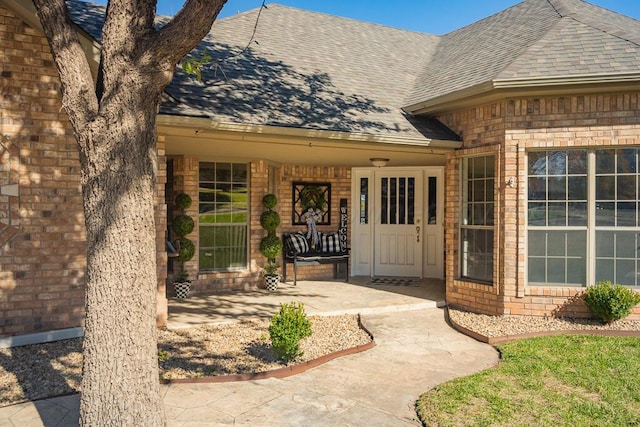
79 100 163 426
32 0 227 424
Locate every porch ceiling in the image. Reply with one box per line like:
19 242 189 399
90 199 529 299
158 119 458 168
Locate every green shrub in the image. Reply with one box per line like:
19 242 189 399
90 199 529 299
260 233 283 260
263 261 279 275
260 210 281 231
174 192 192 210
175 237 195 263
263 193 277 210
172 214 194 236
269 302 312 362
584 281 640 323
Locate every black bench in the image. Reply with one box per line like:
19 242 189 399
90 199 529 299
282 232 349 286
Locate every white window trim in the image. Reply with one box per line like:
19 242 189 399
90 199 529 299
526 149 640 288
459 154 495 284
198 162 250 273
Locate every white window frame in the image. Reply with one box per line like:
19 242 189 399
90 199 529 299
198 162 249 272
460 155 495 284
526 148 640 288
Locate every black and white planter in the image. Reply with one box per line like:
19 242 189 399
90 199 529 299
264 274 279 292
173 281 191 299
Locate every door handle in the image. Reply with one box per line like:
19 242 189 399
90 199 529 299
416 226 421 243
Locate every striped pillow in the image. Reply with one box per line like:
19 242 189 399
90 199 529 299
320 232 341 253
287 232 310 254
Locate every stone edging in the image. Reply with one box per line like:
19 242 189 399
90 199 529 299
446 309 640 345
161 314 376 384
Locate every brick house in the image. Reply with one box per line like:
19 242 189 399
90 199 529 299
1 0 639 342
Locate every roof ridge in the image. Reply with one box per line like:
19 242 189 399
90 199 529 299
256 3 435 36
487 0 563 84
493 17 563 82
550 0 640 47
216 3 264 23
442 0 561 37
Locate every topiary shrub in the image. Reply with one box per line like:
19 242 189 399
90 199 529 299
175 237 195 263
583 280 640 324
260 210 281 231
172 192 195 286
175 192 192 210
262 193 277 210
269 302 312 362
260 234 283 260
172 214 194 236
259 194 282 284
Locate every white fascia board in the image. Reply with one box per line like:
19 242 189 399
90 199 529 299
156 115 462 149
493 72 640 88
404 74 640 115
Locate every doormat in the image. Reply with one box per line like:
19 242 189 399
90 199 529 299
368 277 420 287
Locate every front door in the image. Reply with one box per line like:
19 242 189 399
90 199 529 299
351 167 444 279
373 170 423 276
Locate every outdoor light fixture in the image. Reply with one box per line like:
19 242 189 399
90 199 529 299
369 158 389 167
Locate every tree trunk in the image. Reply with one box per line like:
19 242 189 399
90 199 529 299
30 1 228 424
78 102 163 426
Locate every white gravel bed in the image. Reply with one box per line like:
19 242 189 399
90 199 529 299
0 314 370 407
158 314 372 379
448 307 640 338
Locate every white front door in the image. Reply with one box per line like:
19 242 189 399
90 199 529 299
351 167 444 279
374 170 423 277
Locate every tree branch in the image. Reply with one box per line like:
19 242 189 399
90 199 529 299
32 0 98 133
101 0 156 54
152 0 227 66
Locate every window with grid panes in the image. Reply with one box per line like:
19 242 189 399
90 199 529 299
527 148 640 287
198 162 248 271
594 149 640 286
460 155 495 283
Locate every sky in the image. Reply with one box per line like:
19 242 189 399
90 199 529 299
90 0 640 35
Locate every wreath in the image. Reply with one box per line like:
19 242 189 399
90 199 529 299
300 185 326 212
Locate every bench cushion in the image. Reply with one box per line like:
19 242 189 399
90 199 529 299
294 253 349 262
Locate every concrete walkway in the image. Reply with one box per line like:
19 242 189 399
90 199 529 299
167 277 448 328
0 279 499 426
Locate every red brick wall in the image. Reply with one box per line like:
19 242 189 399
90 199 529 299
0 7 86 336
440 93 640 319
0 8 171 335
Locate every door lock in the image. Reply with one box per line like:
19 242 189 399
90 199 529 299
416 226 421 243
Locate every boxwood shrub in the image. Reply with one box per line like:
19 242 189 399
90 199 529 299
583 280 640 323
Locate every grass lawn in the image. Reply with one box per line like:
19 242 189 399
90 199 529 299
416 335 640 427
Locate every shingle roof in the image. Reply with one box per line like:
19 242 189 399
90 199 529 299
65 0 640 134
66 1 460 142
405 0 640 110
66 0 105 41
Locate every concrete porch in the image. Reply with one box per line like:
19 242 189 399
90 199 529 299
167 277 445 329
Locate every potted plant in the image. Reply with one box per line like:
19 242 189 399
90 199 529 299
172 192 195 298
260 194 282 291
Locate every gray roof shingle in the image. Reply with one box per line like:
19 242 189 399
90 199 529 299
161 4 458 141
405 0 640 109
497 17 640 80
65 0 640 136
66 1 459 142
